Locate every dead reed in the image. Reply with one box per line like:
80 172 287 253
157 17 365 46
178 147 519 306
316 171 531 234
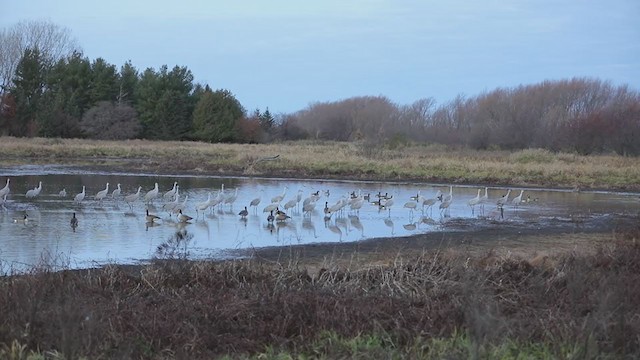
1 137 639 190
0 226 638 359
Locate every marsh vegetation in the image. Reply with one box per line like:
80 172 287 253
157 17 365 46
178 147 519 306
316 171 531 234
0 226 639 359
2 137 640 191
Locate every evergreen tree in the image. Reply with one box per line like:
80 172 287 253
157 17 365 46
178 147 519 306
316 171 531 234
89 57 118 104
193 89 245 142
10 47 49 136
118 61 138 105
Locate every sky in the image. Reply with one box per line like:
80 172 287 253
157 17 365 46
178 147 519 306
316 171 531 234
3 0 639 114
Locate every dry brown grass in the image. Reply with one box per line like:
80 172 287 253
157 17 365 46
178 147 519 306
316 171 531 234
1 137 640 190
0 226 639 359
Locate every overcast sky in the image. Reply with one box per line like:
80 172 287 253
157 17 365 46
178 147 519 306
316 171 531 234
3 0 639 114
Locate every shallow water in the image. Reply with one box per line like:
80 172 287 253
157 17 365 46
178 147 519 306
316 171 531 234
0 165 638 272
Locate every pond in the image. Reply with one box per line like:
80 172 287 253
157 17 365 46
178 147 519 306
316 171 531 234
1 165 638 273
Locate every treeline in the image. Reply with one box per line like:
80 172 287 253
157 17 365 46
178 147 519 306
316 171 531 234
0 20 276 143
2 21 639 155
284 78 640 155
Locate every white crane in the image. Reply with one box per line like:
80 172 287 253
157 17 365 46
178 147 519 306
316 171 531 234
468 188 482 214
125 186 142 209
497 189 512 208
0 178 10 198
163 182 178 200
95 182 109 202
144 183 159 204
25 181 42 199
271 186 287 204
512 190 524 209
74 186 86 204
111 183 122 199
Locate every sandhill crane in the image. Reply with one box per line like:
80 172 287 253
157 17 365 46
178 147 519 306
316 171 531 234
224 188 239 209
439 197 452 216
380 196 394 217
403 200 418 216
95 182 109 202
195 193 211 219
512 190 524 209
283 198 297 213
112 183 122 199
271 187 287 204
302 201 317 216
497 189 512 208
163 182 178 200
124 186 142 209
70 212 78 228
249 196 261 213
163 194 180 216
58 188 67 197
422 190 441 215
0 178 10 198
25 181 42 199
144 183 159 204
479 187 489 214
468 189 482 214
263 203 279 213
172 195 189 216
349 197 365 214
238 206 249 218
74 186 86 204
442 186 453 203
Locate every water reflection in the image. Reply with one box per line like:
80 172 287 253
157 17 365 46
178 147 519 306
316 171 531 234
0 167 638 272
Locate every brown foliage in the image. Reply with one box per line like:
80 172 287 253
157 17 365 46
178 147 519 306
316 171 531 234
1 228 640 358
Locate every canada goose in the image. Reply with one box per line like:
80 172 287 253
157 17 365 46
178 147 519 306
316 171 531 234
95 182 109 202
74 186 86 203
238 206 249 218
13 214 28 223
177 209 193 223
267 210 275 222
163 182 178 200
275 212 290 222
70 212 78 228
145 209 161 223
124 186 142 209
0 178 10 198
58 188 67 197
144 183 159 203
25 181 42 199
111 183 121 199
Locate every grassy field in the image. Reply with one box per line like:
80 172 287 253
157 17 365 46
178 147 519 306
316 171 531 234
0 227 639 359
1 137 640 191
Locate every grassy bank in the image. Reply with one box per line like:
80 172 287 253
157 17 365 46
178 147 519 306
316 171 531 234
1 137 640 191
1 227 639 359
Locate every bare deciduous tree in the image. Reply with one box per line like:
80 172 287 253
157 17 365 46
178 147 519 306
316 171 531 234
0 19 80 93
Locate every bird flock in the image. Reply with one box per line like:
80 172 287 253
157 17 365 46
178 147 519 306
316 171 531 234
1 176 536 232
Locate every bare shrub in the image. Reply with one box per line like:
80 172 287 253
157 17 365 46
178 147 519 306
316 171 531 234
80 101 141 140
